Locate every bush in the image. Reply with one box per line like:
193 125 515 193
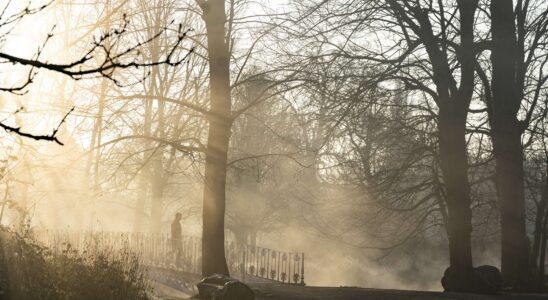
0 229 152 300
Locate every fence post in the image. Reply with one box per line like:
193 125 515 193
300 252 305 285
242 247 247 280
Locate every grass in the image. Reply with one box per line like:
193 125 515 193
0 228 152 300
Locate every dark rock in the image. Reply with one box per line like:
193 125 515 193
441 265 501 294
441 267 468 292
214 280 254 300
471 265 502 294
197 274 254 300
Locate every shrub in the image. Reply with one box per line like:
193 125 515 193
0 229 152 300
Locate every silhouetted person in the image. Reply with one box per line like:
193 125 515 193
171 212 183 265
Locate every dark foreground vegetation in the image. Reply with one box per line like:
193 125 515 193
0 228 151 300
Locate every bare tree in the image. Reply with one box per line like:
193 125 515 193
286 0 481 291
0 1 192 145
193 0 232 277
487 0 548 289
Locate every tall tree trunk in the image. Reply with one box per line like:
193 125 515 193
439 105 474 291
199 0 231 277
150 155 165 233
150 96 166 234
490 0 531 288
85 78 106 229
385 0 478 290
436 1 477 291
90 78 107 190
539 201 548 285
532 188 547 274
133 173 148 232
146 16 165 233
88 0 111 193
534 164 548 285
133 80 153 232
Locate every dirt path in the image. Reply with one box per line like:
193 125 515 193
150 281 192 300
251 283 548 300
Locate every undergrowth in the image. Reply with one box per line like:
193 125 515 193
0 228 152 300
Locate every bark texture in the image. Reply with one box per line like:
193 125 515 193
490 0 531 288
200 0 232 277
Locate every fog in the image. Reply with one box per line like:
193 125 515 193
0 0 547 298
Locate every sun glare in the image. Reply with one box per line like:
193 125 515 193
0 0 547 299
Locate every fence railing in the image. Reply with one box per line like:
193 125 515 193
241 245 305 285
32 229 305 285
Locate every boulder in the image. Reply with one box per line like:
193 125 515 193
441 265 502 294
471 265 502 294
441 267 467 292
197 274 254 300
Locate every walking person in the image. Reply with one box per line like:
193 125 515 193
171 212 183 266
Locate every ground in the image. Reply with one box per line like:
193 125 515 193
151 279 548 300
252 283 548 300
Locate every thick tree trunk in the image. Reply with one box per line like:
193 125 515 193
490 0 531 288
493 124 530 287
439 105 474 291
435 1 477 291
540 235 547 285
534 168 548 285
202 122 231 276
200 0 231 277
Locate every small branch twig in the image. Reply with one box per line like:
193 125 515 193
0 107 75 146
